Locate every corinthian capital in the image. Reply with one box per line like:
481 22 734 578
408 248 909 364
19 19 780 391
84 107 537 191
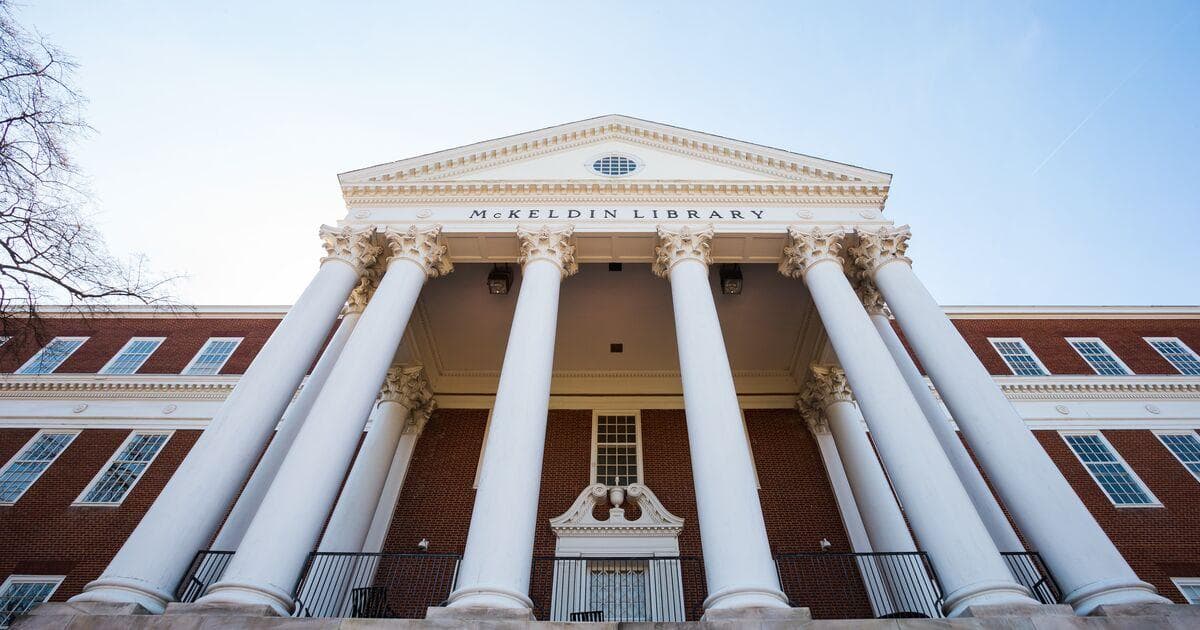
383 225 454 278
848 225 912 277
796 398 829 436
380 365 434 410
320 225 381 274
344 266 382 314
778 227 846 278
803 364 855 409
517 225 578 278
652 225 714 278
851 274 889 316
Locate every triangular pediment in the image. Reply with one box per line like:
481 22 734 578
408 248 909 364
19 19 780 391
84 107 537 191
338 115 891 188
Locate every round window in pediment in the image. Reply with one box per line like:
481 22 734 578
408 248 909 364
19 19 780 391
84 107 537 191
591 154 640 177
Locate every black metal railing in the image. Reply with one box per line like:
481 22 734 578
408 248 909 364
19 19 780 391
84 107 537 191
1002 552 1062 604
290 552 460 618
775 552 944 619
175 549 235 603
528 556 706 622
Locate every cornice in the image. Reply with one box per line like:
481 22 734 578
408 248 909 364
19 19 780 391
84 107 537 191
995 376 1200 401
0 376 239 400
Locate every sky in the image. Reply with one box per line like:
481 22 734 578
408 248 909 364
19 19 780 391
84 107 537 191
14 1 1200 306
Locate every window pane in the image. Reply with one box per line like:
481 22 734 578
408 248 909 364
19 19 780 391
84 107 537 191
183 339 241 375
1148 339 1200 376
80 433 169 504
1069 340 1129 376
595 415 639 486
101 339 163 375
1064 434 1154 505
15 338 86 375
991 340 1047 376
1159 433 1200 478
589 564 647 621
0 433 75 503
0 580 58 628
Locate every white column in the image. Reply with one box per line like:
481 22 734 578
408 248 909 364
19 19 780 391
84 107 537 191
447 225 576 613
318 365 432 553
800 366 915 555
849 226 1170 613
213 284 371 551
855 277 1024 553
653 226 789 613
69 225 379 613
362 406 430 554
780 227 1035 617
198 225 452 615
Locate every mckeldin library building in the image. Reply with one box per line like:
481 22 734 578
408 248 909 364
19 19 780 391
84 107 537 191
2 116 1199 629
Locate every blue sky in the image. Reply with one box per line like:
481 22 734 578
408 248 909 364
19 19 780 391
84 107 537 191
17 1 1200 305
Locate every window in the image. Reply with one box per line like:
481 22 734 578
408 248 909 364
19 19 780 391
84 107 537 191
77 432 170 504
591 155 639 177
1067 338 1131 376
14 337 87 375
0 431 76 504
99 337 164 375
589 562 648 621
1145 338 1200 376
0 575 62 629
1061 432 1158 506
1156 431 1200 481
988 338 1049 376
592 413 641 486
182 338 241 375
1172 578 1200 605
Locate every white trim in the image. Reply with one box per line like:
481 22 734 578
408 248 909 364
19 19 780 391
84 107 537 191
1152 430 1200 484
1059 430 1161 508
98 337 166 375
472 408 492 489
181 337 243 376
590 411 643 486
0 574 65 623
945 306 1200 318
0 430 78 505
15 337 89 375
988 337 1050 376
73 430 173 506
1170 577 1200 604
1145 337 1200 376
1066 337 1133 376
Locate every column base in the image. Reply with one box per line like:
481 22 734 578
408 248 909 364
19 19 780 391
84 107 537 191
445 585 535 610
941 579 1039 618
426 605 535 622
196 579 294 617
68 576 173 614
1064 577 1173 615
701 585 792 611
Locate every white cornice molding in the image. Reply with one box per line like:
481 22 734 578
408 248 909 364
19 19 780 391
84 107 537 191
0 375 239 400
994 376 1200 401
943 306 1200 319
340 184 890 207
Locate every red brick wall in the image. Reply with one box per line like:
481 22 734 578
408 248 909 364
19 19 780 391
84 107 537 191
948 318 1200 376
0 428 201 601
1034 429 1200 604
0 318 283 375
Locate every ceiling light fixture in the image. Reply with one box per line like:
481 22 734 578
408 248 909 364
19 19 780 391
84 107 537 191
720 264 743 295
486 264 512 295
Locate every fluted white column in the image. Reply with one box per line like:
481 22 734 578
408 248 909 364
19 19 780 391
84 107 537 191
213 274 375 551
319 366 433 553
70 225 379 612
198 225 452 615
780 227 1035 617
653 226 789 613
800 366 915 555
854 277 1024 553
447 226 576 613
849 226 1170 613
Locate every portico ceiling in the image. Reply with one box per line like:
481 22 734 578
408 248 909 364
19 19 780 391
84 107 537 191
405 262 821 397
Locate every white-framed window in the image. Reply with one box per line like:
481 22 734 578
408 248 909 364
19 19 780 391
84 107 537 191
76 431 171 505
988 338 1049 376
181 337 242 375
14 337 88 375
1145 337 1200 376
1066 338 1132 376
1061 432 1159 507
1172 578 1200 604
592 412 642 486
0 431 77 504
1155 431 1200 482
0 575 63 629
99 337 165 375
